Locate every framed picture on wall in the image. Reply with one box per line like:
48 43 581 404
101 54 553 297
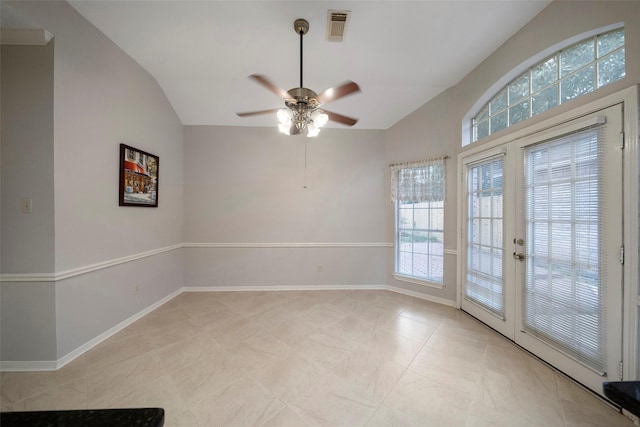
119 143 159 207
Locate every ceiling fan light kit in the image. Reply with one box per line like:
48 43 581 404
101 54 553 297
237 17 361 137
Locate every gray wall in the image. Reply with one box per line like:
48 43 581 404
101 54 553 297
1 42 57 361
183 126 388 288
1 1 184 363
1 283 57 361
46 2 184 271
1 43 55 275
56 250 183 358
385 0 640 302
385 88 459 301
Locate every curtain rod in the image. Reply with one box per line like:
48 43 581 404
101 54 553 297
389 155 449 168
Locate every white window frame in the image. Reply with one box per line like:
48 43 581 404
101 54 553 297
392 160 446 289
394 198 445 288
462 23 624 148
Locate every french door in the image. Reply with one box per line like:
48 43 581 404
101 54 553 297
461 104 624 394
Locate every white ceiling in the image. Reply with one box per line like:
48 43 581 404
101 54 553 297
24 1 553 129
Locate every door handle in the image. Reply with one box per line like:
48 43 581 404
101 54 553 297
513 252 525 261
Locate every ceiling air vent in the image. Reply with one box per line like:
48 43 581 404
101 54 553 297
326 10 350 42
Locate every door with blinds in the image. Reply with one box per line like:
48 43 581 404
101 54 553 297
461 149 515 339
461 104 623 395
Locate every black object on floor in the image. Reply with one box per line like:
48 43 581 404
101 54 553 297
0 407 164 427
603 381 640 418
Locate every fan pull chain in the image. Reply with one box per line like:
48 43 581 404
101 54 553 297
303 139 308 189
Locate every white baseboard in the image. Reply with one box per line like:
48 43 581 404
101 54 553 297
386 284 457 307
0 360 58 372
184 242 392 248
2 284 455 372
1 288 183 372
55 288 183 370
183 284 456 306
182 284 387 292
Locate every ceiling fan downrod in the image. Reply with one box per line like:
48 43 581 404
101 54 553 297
293 19 309 89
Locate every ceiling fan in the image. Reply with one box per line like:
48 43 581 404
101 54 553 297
236 18 361 137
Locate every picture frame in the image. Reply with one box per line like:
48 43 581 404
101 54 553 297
119 143 159 207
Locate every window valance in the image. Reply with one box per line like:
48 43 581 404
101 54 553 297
390 156 447 203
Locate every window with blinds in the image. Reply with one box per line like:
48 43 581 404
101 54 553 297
465 157 505 318
392 159 446 284
522 125 606 372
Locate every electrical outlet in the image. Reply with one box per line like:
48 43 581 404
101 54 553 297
134 284 141 295
316 265 323 273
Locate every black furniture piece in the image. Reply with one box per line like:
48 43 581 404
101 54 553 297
0 407 164 427
603 381 640 418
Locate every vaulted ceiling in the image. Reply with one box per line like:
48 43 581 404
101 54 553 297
12 1 553 129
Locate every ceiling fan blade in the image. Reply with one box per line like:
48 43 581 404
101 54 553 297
236 108 280 117
315 81 361 105
324 110 358 126
249 74 292 100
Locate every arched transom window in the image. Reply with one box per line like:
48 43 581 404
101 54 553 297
471 28 625 144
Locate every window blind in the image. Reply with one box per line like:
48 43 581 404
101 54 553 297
465 156 505 318
522 124 607 373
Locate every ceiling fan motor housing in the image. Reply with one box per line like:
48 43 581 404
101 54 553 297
286 87 319 107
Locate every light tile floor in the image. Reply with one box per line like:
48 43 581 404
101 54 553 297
0 290 635 426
